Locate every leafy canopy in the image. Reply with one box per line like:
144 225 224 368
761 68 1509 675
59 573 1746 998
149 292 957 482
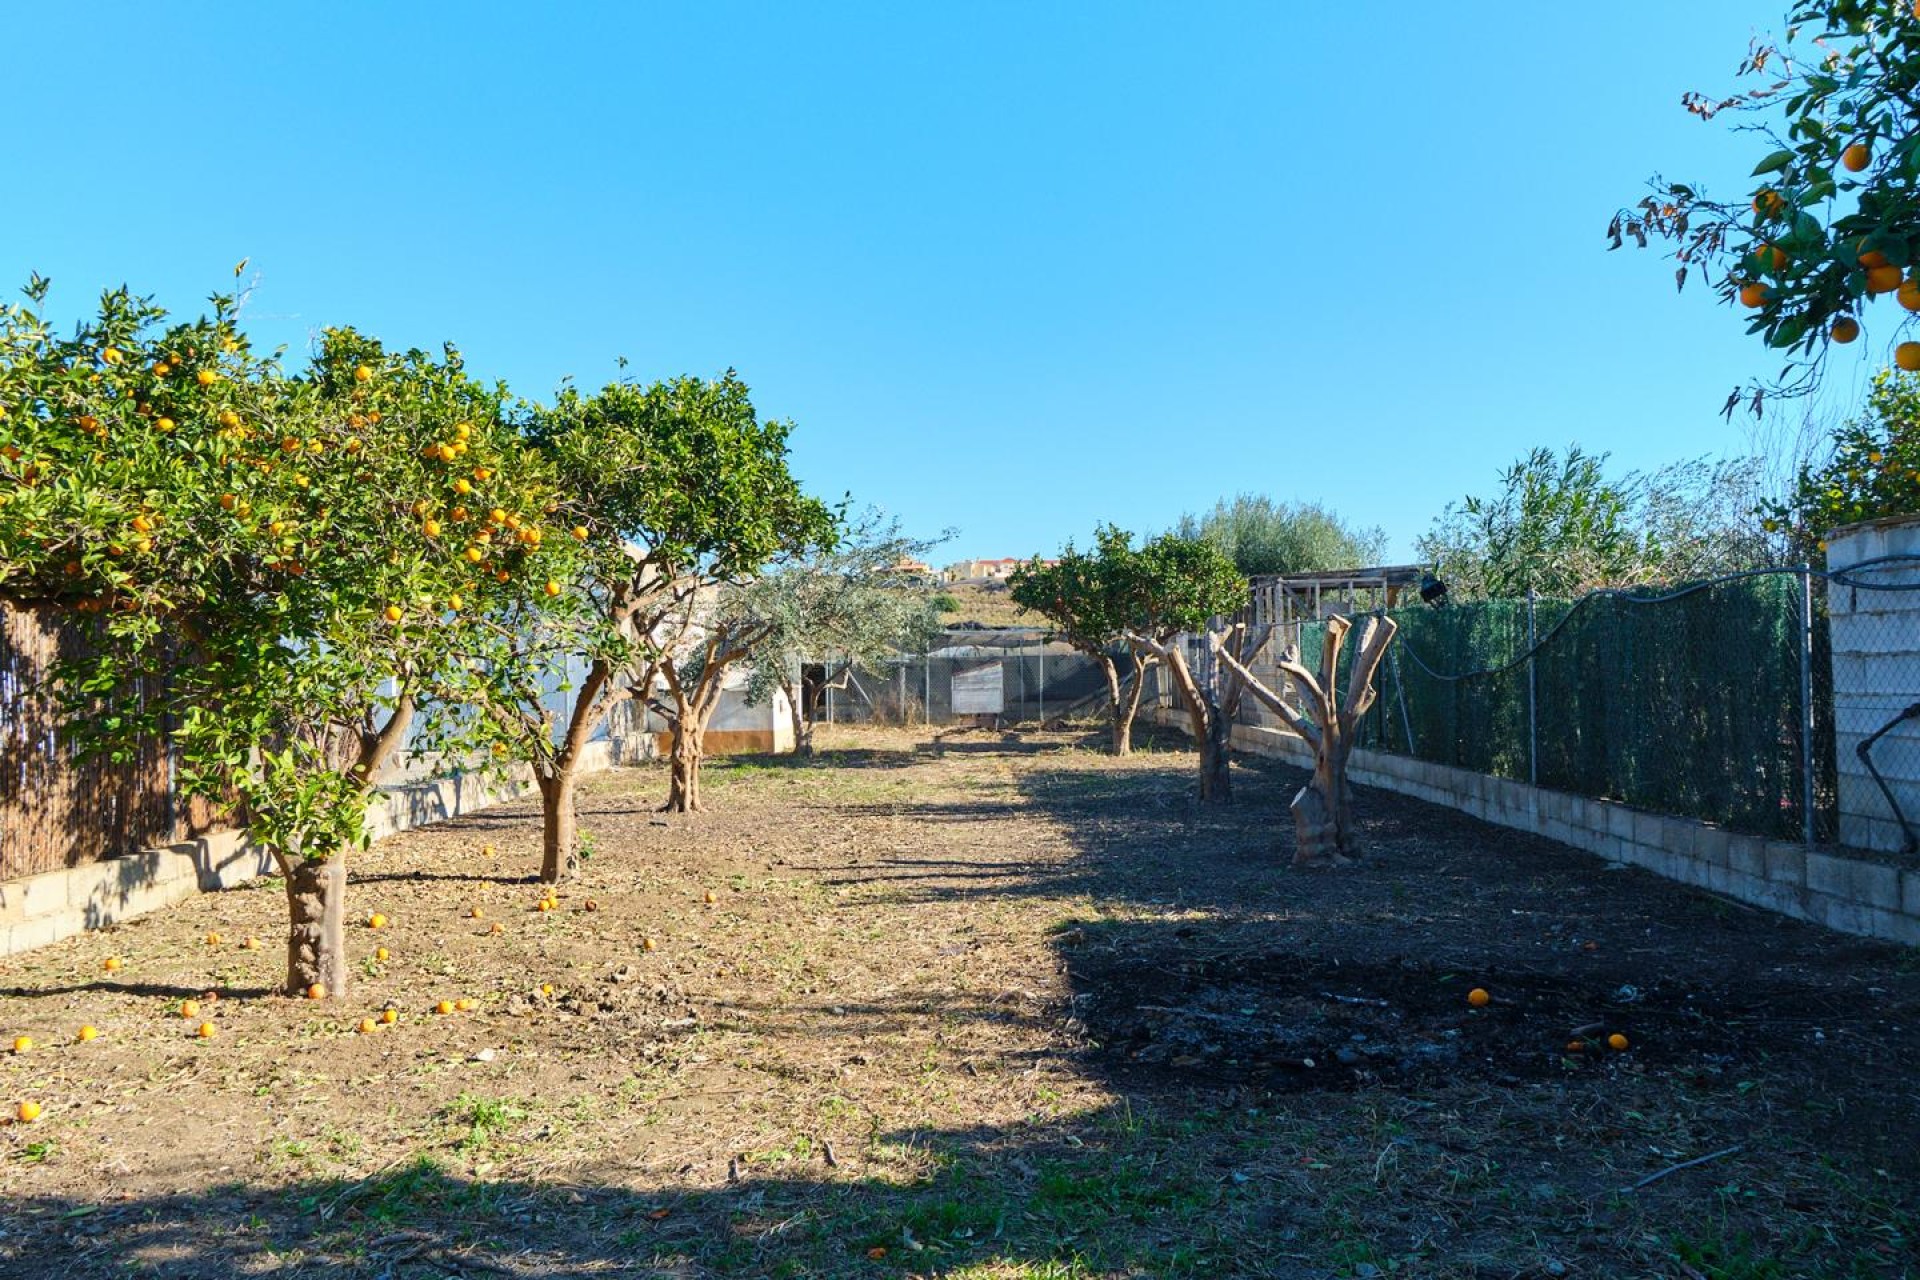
0 280 584 857
1418 445 1779 598
1615 0 1920 408
1176 494 1386 577
1009 526 1246 652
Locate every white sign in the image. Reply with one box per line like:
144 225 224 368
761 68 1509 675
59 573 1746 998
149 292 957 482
951 661 1004 714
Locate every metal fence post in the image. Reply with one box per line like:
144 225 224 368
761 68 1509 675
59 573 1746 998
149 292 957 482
1526 588 1538 787
923 647 932 727
1801 567 1816 847
1037 648 1045 724
897 657 905 726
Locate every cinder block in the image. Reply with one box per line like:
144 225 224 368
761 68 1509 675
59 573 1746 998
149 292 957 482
1807 892 1871 937
1852 859 1904 912
1605 803 1635 841
1757 842 1803 887
1867 908 1920 947
1 914 67 956
1806 852 1851 898
1632 810 1665 848
1725 835 1766 880
1905 870 1920 917
0 871 70 924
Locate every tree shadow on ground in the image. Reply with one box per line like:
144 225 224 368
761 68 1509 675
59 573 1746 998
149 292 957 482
0 1105 1364 1279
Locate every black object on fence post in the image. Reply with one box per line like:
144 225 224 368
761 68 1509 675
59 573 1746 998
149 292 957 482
1800 567 1815 847
1526 588 1538 788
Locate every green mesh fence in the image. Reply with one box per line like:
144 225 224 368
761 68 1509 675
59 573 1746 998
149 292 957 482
1297 574 1832 841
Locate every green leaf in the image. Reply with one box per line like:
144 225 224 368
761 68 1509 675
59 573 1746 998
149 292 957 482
1752 150 1796 177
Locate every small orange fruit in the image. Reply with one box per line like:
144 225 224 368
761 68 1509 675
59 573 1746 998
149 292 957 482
1868 263 1903 294
11 1036 31 1054
357 1018 377 1034
197 1022 216 1039
584 898 598 912
1467 988 1491 1008
16 1101 42 1123
436 1000 455 1016
540 983 554 997
704 891 717 905
1566 1040 1584 1053
1832 316 1861 344
1899 278 1920 313
368 913 387 929
489 921 505 934
307 984 326 1001
1607 1032 1630 1051
571 526 589 540
76 1025 98 1043
470 906 485 919
1738 281 1771 308
1898 341 1920 372
103 956 123 972
544 580 562 597
455 998 475 1012
196 369 217 386
205 932 223 946
101 346 122 365
380 1007 398 1024
1843 143 1871 172
384 605 403 623
179 1000 199 1019
537 899 554 913
374 946 390 962
642 937 658 952
353 365 373 383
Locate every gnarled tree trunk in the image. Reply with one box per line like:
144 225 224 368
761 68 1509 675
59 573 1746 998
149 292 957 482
282 852 348 997
780 673 812 758
1134 625 1266 805
1212 613 1397 866
665 724 704 812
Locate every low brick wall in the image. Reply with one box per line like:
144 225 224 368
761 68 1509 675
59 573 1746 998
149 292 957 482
0 740 622 959
1147 709 1920 947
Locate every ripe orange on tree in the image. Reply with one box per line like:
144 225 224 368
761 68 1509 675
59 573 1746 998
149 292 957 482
1832 317 1861 344
1843 143 1871 172
1897 342 1920 371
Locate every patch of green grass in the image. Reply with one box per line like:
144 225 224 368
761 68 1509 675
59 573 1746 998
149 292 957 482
11 1139 56 1165
444 1093 527 1155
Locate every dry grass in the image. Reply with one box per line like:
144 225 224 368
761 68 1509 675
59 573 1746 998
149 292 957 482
0 724 1915 1277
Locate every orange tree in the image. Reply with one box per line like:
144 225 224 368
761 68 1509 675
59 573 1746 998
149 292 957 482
1009 525 1158 755
0 279 579 995
508 370 837 825
1615 0 1920 409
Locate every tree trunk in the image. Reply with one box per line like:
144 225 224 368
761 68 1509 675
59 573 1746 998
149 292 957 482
664 726 704 813
1100 657 1132 756
537 768 579 883
283 853 348 998
782 675 811 758
1200 707 1234 803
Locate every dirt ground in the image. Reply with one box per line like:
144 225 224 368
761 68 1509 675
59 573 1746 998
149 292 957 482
1 724 1916 1278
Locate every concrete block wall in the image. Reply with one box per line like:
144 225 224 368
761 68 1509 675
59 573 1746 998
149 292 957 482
0 740 623 959
1146 709 1920 947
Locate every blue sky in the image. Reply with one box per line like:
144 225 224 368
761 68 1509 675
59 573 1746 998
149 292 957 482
1 2 1886 562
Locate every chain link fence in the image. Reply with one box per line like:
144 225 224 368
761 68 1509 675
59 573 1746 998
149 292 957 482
1245 561 1920 852
810 629 1110 727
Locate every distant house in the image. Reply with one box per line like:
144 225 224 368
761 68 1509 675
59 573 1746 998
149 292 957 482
943 556 1050 583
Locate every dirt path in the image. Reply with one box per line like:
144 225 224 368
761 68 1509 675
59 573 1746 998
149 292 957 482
1 726 1915 1277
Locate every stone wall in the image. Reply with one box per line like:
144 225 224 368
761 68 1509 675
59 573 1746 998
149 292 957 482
0 740 623 959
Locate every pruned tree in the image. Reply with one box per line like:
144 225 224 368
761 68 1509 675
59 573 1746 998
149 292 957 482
733 513 944 756
1211 613 1399 866
1131 619 1269 803
1116 532 1248 801
1008 526 1156 755
524 370 837 827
